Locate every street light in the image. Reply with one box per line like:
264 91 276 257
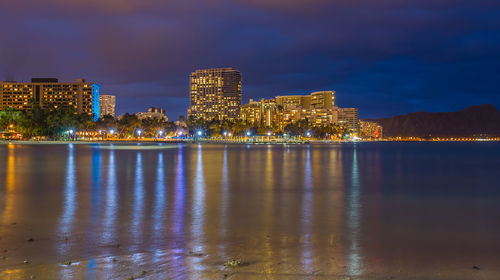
67 129 74 141
159 130 164 136
246 131 251 136
306 131 311 137
110 129 115 135
267 131 272 136
197 130 203 136
137 129 142 137
223 131 228 137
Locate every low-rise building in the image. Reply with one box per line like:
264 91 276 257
241 98 282 128
276 95 311 110
0 78 100 120
136 107 168 121
276 90 335 110
360 121 383 139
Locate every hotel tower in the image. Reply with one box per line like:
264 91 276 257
0 78 100 121
188 68 242 121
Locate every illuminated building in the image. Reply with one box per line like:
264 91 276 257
311 91 335 109
276 90 335 110
0 78 100 121
338 108 359 132
241 98 282 128
275 91 338 128
360 121 383 139
276 95 311 110
136 107 168 121
188 68 242 121
241 100 262 125
305 108 339 127
99 94 116 118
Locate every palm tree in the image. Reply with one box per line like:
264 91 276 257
118 113 141 137
0 108 23 130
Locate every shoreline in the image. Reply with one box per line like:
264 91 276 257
1 139 499 145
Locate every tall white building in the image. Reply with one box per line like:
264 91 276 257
99 94 116 118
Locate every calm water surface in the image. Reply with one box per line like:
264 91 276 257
0 142 500 279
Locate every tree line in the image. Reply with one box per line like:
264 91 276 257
0 106 94 139
1 107 351 140
184 116 349 138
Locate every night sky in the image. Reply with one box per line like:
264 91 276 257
1 0 499 120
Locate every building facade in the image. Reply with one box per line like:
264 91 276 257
310 91 335 109
276 91 335 110
276 95 311 110
136 107 168 121
0 78 100 120
274 91 337 128
338 108 359 132
360 121 383 139
241 98 282 128
188 68 242 121
99 94 116 118
240 90 356 132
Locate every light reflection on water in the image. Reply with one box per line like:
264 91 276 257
132 152 144 249
173 144 186 241
91 148 102 225
59 144 76 237
347 146 362 276
188 144 206 272
58 144 76 279
103 150 117 243
2 145 15 225
153 152 165 235
1 142 500 279
219 146 229 245
301 146 313 274
152 152 165 264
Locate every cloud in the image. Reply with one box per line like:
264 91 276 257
1 0 499 119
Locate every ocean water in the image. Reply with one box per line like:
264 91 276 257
0 142 499 279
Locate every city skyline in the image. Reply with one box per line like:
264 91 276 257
1 0 498 120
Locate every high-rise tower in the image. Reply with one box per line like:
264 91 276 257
188 68 241 121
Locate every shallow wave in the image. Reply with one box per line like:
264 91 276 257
94 144 179 150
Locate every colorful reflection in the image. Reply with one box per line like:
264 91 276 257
301 146 314 273
219 146 229 237
172 145 187 274
2 143 497 279
347 147 362 276
1 144 16 224
153 152 165 234
187 144 206 273
90 148 102 226
173 145 186 236
103 149 117 243
59 144 76 236
132 152 144 247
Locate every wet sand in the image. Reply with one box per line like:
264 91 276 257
1 142 500 279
